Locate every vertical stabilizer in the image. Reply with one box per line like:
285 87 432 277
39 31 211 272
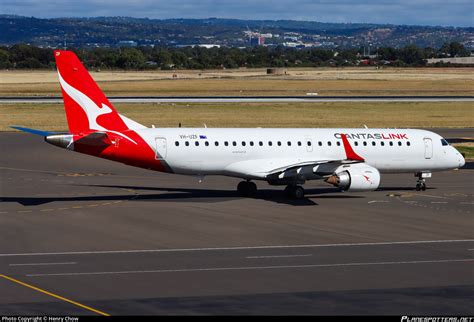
54 50 130 134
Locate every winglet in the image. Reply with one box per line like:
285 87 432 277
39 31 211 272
340 133 364 161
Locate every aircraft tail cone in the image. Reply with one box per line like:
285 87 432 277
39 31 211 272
45 134 74 149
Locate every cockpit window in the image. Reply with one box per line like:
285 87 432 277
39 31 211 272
441 139 449 146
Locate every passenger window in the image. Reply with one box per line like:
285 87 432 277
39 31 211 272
389 141 393 146
381 142 385 146
224 141 229 146
232 141 237 146
398 141 402 146
175 141 179 146
185 141 189 146
259 141 263 146
242 141 246 146
250 141 254 146
215 141 219 146
268 141 273 146
287 141 291 146
307 141 312 146
205 141 209 146
354 141 358 146
336 141 341 146
277 141 281 146
363 141 367 146
195 141 199 146
297 141 302 146
407 141 411 146
328 141 332 146
318 141 322 146
372 141 376 146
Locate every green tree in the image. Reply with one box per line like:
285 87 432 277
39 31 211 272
0 49 12 69
400 45 425 66
116 48 145 69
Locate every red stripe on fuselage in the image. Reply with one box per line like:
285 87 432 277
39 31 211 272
72 130 168 172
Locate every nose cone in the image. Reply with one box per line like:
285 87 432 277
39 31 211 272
459 153 466 168
451 146 465 168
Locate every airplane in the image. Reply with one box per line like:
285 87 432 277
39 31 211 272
12 50 465 199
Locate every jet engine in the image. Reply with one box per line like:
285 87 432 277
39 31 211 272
325 163 380 192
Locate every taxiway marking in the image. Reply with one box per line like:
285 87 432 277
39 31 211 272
246 254 313 259
0 239 472 257
0 274 109 316
9 262 77 267
26 259 473 277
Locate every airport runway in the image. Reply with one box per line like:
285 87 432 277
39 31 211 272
0 130 473 315
1 95 474 104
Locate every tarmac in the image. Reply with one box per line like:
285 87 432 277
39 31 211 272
0 129 473 315
1 95 474 104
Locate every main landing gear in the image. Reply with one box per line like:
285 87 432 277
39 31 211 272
237 180 257 197
284 185 305 199
236 181 305 199
415 172 431 191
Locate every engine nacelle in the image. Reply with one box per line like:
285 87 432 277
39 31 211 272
325 163 380 192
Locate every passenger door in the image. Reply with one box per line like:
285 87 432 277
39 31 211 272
155 137 167 160
424 138 433 159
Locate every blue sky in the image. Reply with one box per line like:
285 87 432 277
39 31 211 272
2 0 473 27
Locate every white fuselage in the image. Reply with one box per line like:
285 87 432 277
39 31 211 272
137 128 464 180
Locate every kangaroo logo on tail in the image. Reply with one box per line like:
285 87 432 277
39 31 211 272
55 50 137 144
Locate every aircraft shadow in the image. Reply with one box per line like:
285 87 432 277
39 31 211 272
0 185 367 207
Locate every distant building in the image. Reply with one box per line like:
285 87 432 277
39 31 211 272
197 44 221 48
250 36 265 46
427 57 474 65
117 40 137 47
284 36 298 42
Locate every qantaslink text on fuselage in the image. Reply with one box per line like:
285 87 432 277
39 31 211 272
334 133 409 140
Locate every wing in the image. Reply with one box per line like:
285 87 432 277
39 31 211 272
268 134 364 176
224 134 365 180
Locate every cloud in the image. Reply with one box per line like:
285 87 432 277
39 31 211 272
1 0 473 27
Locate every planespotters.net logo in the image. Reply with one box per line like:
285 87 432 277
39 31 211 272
401 317 473 322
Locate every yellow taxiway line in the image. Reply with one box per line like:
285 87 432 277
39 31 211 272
0 274 110 316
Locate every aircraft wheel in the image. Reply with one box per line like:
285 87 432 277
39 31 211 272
237 181 249 196
292 185 305 199
421 182 427 191
416 183 421 191
248 182 257 196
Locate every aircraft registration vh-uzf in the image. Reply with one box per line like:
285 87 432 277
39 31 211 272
13 50 465 199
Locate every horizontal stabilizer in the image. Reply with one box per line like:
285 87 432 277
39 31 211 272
11 126 59 137
75 131 113 147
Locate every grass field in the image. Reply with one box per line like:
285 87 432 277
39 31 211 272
2 102 472 131
1 67 473 97
454 145 474 159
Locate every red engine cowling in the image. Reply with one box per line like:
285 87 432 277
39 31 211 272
325 163 380 192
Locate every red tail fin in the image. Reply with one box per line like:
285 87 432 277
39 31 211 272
54 50 129 134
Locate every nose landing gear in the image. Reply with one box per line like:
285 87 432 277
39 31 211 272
416 180 426 191
415 172 431 191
